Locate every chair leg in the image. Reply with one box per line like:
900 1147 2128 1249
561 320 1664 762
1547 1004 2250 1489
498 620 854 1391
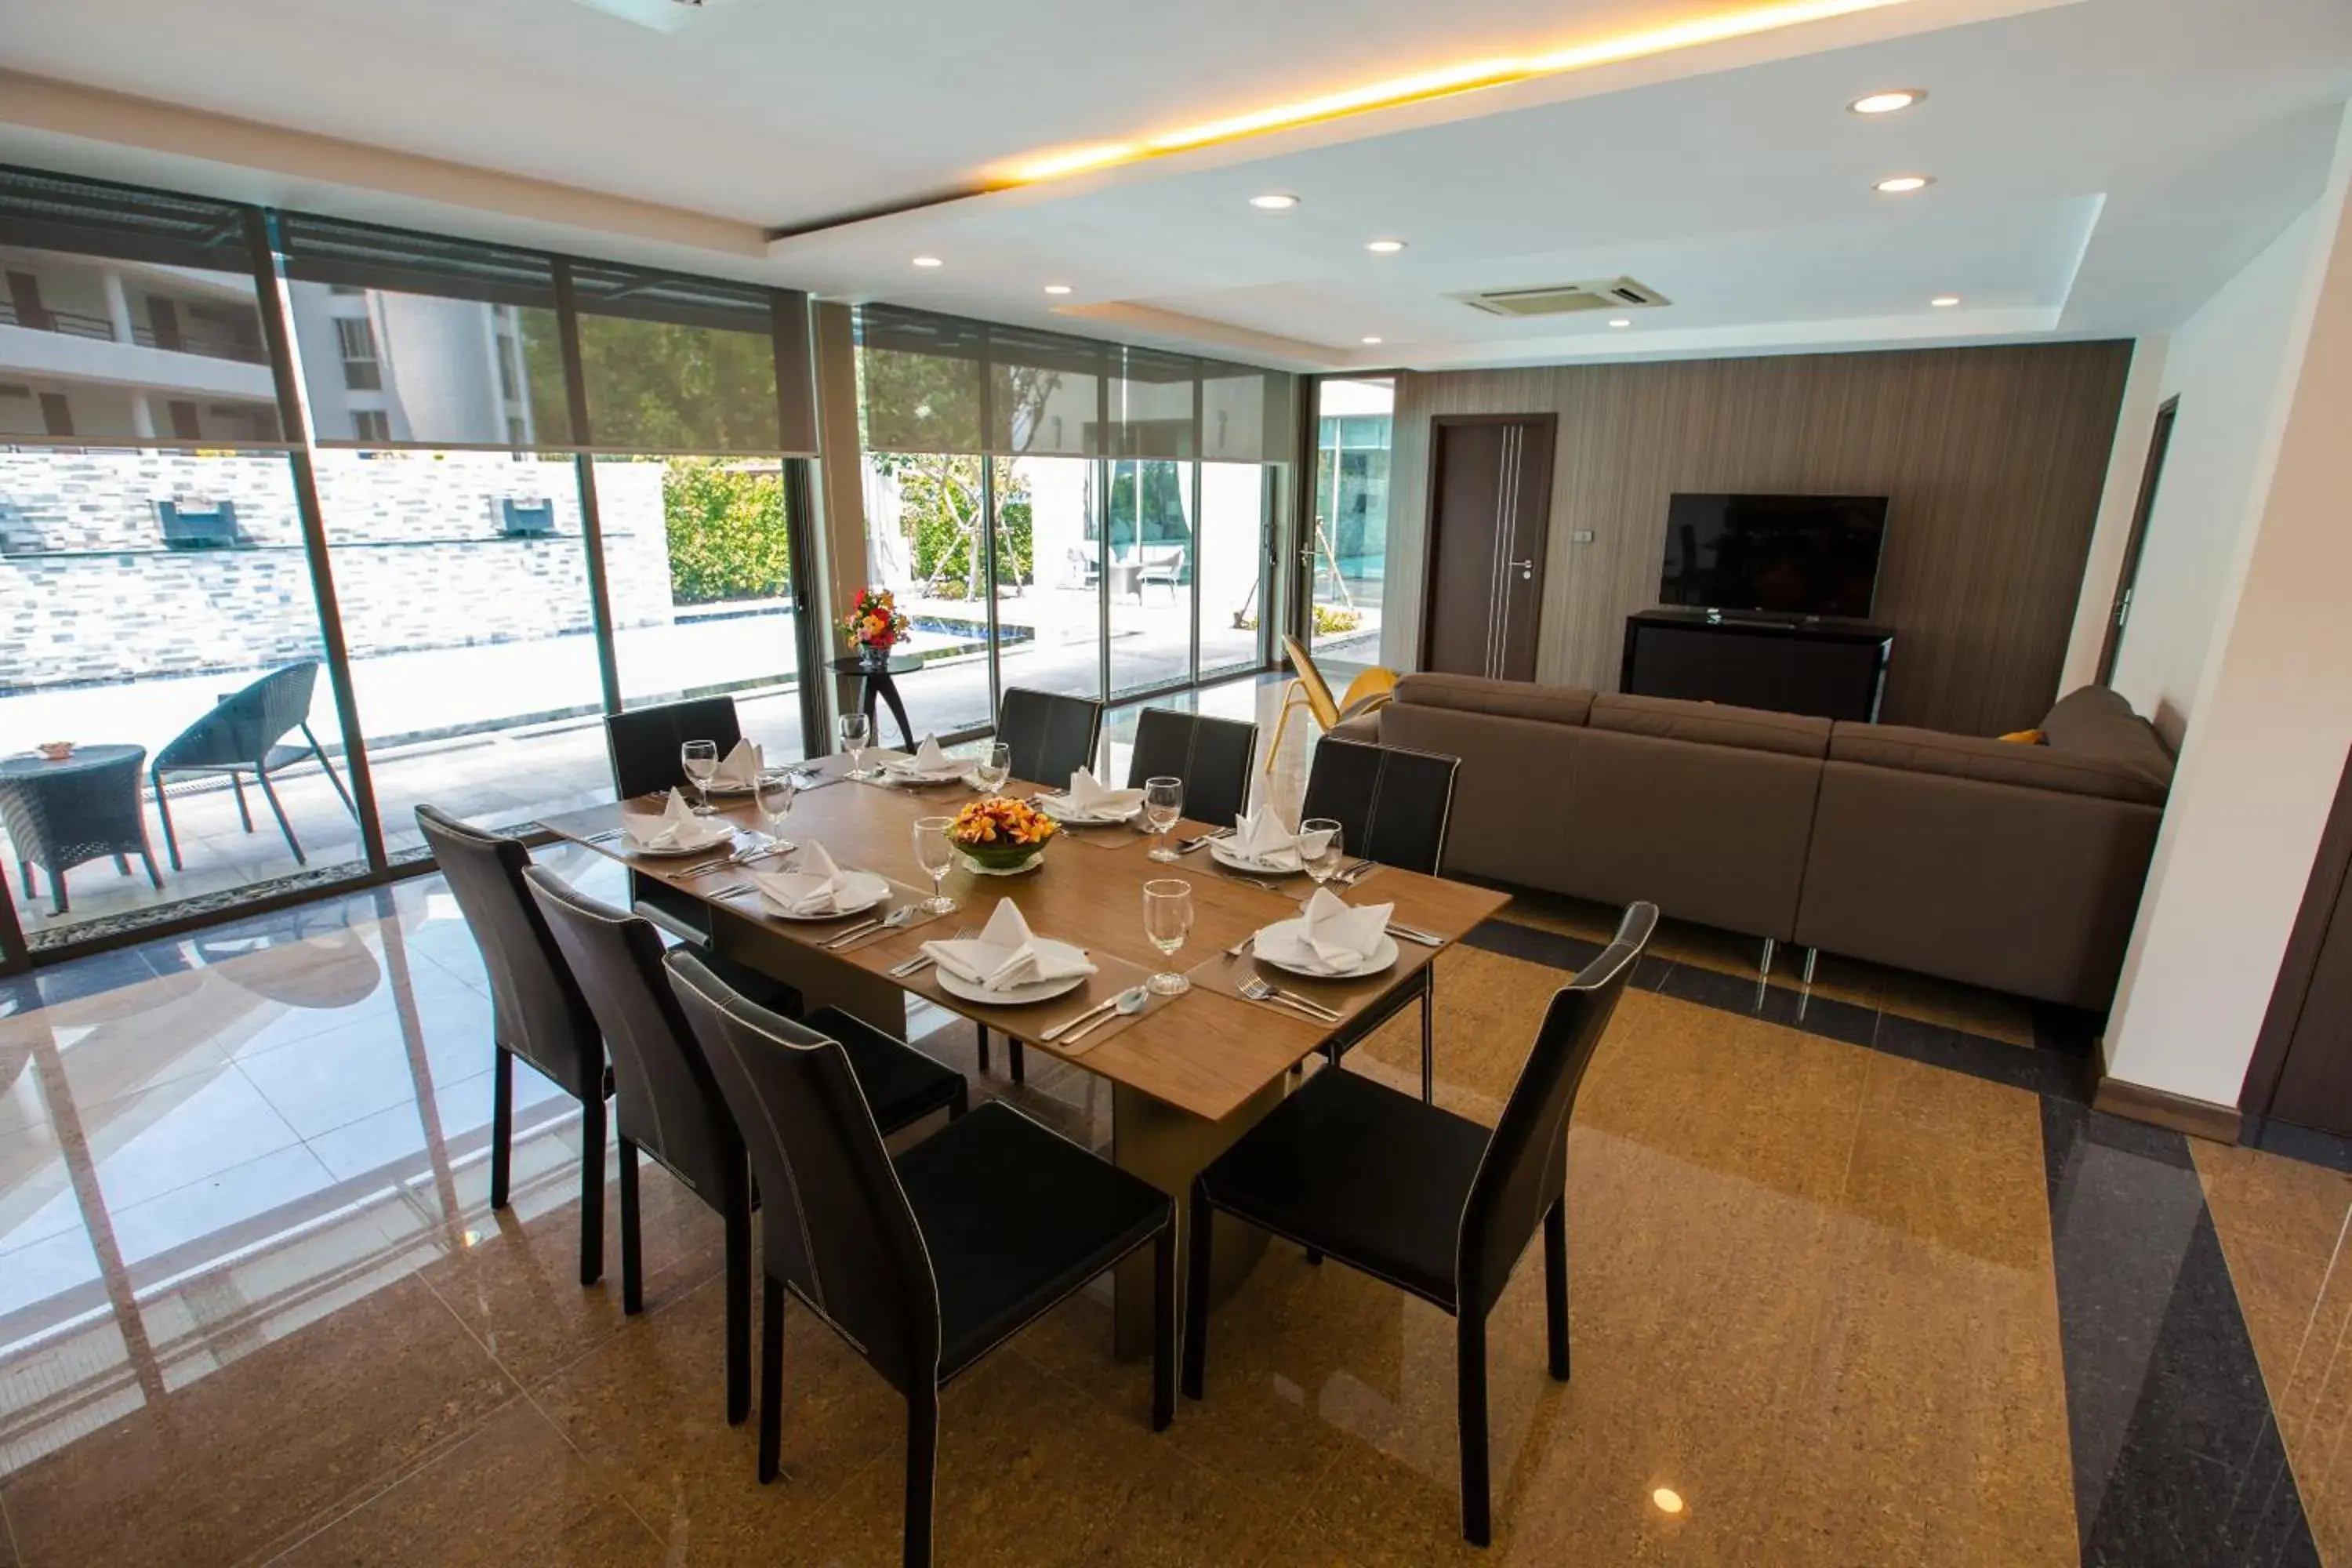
47 867 66 916
1152 1224 1176 1432
1544 1197 1570 1381
905 1385 940 1568
758 1274 784 1483
231 774 254 833
113 853 130 877
1421 978 1436 1103
1181 1188 1214 1399
256 768 306 866
154 773 184 872
488 1047 514 1210
725 1193 753 1426
1802 946 1820 986
306 725 359 819
976 1024 990 1076
1458 1313 1492 1547
139 841 162 890
1759 935 1776 978
617 1137 643 1315
1008 1039 1025 1085
578 1094 606 1288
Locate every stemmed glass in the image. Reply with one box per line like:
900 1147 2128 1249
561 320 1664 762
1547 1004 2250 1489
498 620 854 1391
912 815 957 915
1301 818 1345 888
681 739 719 815
754 768 798 857
974 742 1011 795
1143 775 1184 862
1142 879 1193 996
838 712 871 781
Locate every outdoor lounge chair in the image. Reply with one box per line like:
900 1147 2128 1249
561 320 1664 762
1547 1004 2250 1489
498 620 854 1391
152 660 358 869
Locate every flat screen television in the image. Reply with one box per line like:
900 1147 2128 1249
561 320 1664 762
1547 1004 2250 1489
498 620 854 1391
1657 492 1889 619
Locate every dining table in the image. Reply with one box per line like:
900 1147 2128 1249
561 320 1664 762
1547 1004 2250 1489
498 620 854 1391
539 748 1511 1357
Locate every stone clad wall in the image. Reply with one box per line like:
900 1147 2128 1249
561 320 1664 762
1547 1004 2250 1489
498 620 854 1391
0 450 673 691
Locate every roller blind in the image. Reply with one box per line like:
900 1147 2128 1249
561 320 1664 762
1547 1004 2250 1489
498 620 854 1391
1200 360 1298 465
571 261 813 456
855 303 986 454
1107 346 1196 460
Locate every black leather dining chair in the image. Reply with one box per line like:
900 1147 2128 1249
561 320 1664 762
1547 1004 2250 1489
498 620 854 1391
604 695 745 942
414 805 611 1286
525 867 967 1427
666 951 1175 1568
1301 737 1464 1100
1125 707 1258 829
1184 901 1656 1547
996 686 1103 786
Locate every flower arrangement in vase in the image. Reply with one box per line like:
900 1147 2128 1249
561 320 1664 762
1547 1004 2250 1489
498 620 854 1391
947 796 1058 873
841 587 911 670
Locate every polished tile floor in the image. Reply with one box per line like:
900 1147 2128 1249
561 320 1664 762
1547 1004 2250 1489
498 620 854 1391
0 746 2347 1563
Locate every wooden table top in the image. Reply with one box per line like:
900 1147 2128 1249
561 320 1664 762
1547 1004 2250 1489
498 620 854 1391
539 759 1510 1123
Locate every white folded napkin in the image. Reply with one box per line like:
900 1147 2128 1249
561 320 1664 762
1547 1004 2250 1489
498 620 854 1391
889 735 964 779
920 898 1095 993
750 841 872 916
1226 807 1317 868
1060 768 1145 816
1261 887 1393 975
622 789 731 851
710 738 764 790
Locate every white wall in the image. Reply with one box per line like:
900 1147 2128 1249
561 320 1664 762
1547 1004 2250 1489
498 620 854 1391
2056 335 2166 694
2103 205 2330 746
2103 101 2352 1110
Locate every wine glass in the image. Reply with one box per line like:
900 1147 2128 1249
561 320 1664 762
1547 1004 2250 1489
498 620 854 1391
838 711 871 780
1143 775 1184 862
974 742 1011 795
754 768 798 856
912 815 957 915
1301 818 1345 887
1142 879 1193 996
681 739 719 815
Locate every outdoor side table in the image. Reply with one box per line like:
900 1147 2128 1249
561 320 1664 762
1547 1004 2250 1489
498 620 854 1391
0 745 165 916
829 652 924 751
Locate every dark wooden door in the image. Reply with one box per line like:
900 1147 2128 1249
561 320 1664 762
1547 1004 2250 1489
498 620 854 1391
2097 396 2178 685
1422 415 1555 680
2247 743 2352 1136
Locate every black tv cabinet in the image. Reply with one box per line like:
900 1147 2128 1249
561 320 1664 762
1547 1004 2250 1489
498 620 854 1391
1620 608 1892 722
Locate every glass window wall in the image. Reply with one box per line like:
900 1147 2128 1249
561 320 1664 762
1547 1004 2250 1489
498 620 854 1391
1309 376 1392 673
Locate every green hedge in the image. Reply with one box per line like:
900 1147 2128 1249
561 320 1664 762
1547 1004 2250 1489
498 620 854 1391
664 459 789 604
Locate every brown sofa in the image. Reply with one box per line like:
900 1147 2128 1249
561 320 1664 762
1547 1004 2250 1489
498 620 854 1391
1353 675 2171 1011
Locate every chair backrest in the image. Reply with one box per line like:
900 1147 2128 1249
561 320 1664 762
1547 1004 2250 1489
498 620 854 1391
524 866 745 1207
155 660 321 771
666 949 940 1393
998 686 1103 784
412 805 604 1101
1126 708 1258 827
1458 901 1657 1316
1300 736 1461 876
604 696 743 800
1283 635 1341 729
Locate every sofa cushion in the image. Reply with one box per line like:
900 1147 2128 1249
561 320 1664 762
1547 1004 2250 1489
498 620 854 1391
1588 692 1831 759
1830 723 2166 805
2040 685 2175 793
1392 673 1594 727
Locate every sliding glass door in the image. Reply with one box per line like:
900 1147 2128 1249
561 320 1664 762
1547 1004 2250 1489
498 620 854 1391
1309 376 1392 674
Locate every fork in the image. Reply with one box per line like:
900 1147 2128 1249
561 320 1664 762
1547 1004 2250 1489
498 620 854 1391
888 927 973 978
1239 976 1342 1022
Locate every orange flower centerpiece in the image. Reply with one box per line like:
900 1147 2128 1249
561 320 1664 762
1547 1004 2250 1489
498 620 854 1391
947 795 1059 873
841 586 912 671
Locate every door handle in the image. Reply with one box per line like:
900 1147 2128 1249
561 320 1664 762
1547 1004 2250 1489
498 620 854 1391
1508 559 1534 582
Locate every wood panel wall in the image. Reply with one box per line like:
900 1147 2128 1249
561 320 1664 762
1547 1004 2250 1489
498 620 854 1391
1383 341 2136 735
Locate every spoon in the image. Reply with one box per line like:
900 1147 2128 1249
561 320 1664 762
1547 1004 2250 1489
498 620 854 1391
1062 986 1149 1045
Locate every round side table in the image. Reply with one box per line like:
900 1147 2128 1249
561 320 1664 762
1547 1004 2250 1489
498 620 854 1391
829 652 924 751
0 745 164 915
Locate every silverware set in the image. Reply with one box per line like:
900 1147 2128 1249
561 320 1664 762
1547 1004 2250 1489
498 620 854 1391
1237 976 1343 1023
822 906 918 949
1387 922 1444 946
1041 985 1149 1044
1177 826 1233 853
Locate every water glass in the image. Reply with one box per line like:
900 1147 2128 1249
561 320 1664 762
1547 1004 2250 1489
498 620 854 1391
1142 878 1193 996
975 742 1011 794
1144 775 1184 862
838 712 871 779
913 815 957 914
755 769 798 855
1301 818 1345 886
681 739 719 815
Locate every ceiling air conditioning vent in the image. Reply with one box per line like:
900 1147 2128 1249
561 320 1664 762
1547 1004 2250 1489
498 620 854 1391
1461 278 1672 318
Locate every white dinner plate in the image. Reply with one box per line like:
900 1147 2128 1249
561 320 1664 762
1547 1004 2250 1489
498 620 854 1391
1249 920 1399 979
1210 837 1301 874
1034 793 1142 826
932 943 1091 1006
621 830 735 858
756 872 891 921
881 764 970 786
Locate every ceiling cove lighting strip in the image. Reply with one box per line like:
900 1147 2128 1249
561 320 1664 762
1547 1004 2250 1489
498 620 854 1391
997 0 1918 184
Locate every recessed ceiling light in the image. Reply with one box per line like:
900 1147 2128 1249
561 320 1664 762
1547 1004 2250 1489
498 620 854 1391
1361 336 1384 344
1249 193 1300 210
1849 89 1924 114
1044 283 1074 295
1930 294 1960 307
1653 1488 1686 1515
912 255 944 267
1609 318 1632 328
1874 175 1933 194
1366 239 1407 254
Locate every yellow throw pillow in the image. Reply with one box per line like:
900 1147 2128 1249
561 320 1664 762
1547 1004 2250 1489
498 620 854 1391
1998 728 2045 745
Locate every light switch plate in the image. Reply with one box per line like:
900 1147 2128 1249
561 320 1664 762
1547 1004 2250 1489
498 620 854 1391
1571 530 1595 543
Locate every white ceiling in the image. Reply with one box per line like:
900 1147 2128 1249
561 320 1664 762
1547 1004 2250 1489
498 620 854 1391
3 0 2349 371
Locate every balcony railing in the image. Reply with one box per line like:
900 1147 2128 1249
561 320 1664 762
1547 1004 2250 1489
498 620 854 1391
0 300 269 365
